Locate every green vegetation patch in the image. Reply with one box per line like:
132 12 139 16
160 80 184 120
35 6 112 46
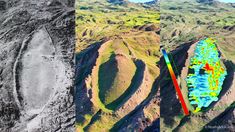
98 54 136 107
76 0 160 51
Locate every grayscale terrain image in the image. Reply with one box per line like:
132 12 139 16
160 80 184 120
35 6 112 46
0 0 75 131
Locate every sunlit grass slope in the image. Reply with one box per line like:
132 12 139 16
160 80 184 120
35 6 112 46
76 0 160 52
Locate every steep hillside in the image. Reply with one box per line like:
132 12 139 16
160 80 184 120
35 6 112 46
76 0 161 131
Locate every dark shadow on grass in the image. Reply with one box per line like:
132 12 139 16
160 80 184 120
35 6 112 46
83 110 102 131
98 54 117 106
173 116 191 132
106 59 145 110
201 102 235 132
144 118 160 132
160 42 193 127
75 41 102 123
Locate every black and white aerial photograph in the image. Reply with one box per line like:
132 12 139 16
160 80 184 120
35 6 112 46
0 0 75 131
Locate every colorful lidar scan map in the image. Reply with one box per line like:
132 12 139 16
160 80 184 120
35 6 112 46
186 38 227 113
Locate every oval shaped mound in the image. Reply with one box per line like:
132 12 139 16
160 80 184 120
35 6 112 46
186 38 227 113
19 29 56 115
98 54 136 107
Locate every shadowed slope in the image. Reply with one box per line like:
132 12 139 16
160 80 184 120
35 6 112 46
99 54 136 107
